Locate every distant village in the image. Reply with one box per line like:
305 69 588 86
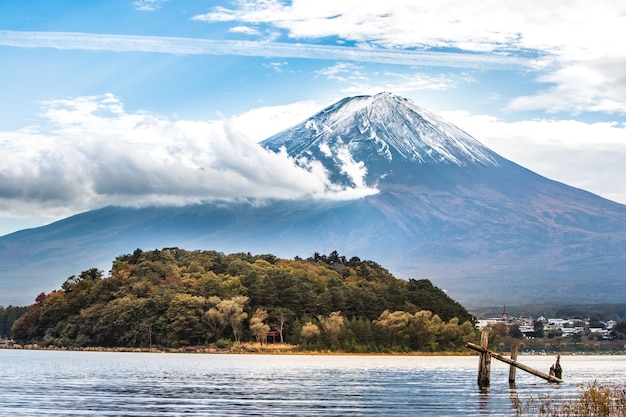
476 308 617 341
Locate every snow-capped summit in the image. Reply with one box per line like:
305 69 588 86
262 92 499 187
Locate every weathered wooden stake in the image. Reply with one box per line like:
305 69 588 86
477 328 491 387
508 345 518 384
554 355 562 380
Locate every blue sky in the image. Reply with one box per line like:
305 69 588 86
1 0 626 235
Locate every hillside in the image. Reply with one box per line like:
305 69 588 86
11 248 475 352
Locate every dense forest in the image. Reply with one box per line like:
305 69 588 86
11 248 477 352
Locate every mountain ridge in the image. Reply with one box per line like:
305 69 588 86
2 92 625 307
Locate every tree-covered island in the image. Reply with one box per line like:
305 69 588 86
11 248 478 352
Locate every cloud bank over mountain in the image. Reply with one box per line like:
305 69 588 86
0 94 377 220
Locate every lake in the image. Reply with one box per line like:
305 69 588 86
0 350 624 416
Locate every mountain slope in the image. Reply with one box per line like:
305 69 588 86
2 93 626 306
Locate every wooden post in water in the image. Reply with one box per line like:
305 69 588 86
467 342 562 384
509 345 518 384
477 328 491 387
554 355 562 380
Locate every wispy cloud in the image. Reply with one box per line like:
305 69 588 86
0 30 538 70
228 26 262 36
316 62 471 95
262 61 289 73
132 0 169 12
316 63 367 82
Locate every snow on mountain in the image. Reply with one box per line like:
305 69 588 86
262 92 499 187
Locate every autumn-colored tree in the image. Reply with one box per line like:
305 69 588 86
217 296 249 343
318 311 345 345
409 310 445 351
299 321 320 344
205 296 225 341
487 322 509 348
374 310 411 348
249 308 270 343
10 293 47 343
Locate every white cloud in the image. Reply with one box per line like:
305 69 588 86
192 1 626 116
132 0 168 12
229 100 324 141
192 1 624 59
316 63 471 95
229 26 262 36
316 62 367 83
0 95 377 219
508 57 626 114
440 111 626 204
336 147 368 188
262 61 289 73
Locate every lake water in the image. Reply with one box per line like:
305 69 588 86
0 350 624 416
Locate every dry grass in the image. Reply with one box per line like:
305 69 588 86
227 342 298 354
515 382 626 417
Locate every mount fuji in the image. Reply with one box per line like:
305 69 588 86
262 92 499 185
2 92 626 306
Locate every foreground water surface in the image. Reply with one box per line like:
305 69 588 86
0 350 624 416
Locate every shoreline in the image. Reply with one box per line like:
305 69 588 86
0 342 474 355
1 343 623 356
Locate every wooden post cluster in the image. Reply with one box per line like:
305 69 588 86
467 329 562 387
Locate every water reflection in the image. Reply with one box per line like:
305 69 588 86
509 385 522 416
478 386 491 415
